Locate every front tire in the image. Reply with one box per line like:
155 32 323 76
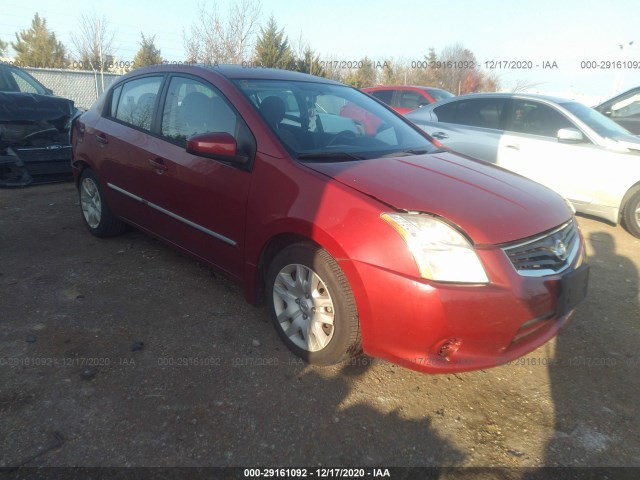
621 187 640 238
79 168 126 237
266 243 361 365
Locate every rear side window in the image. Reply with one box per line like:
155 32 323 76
369 89 393 105
112 76 163 131
434 99 506 129
161 76 238 145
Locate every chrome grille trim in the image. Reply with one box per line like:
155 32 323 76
502 219 579 277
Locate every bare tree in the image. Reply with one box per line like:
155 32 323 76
70 10 116 93
510 78 543 93
183 0 261 64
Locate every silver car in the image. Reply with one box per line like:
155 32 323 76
406 93 640 238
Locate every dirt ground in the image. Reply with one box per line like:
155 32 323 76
1 182 639 474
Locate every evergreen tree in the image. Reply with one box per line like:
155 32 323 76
133 33 163 67
253 16 294 69
12 13 67 67
294 46 325 77
344 57 376 88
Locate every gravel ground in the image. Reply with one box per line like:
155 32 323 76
1 182 639 474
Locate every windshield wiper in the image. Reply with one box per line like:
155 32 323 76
380 148 432 157
298 151 364 161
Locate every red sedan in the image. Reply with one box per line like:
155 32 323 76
362 85 454 114
71 65 588 373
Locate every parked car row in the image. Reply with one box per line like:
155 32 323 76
404 93 640 238
70 64 589 374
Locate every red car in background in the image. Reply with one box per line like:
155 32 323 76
71 65 588 374
363 85 454 114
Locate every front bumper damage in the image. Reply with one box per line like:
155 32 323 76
0 92 75 187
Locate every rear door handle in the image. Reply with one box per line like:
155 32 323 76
148 157 168 173
95 133 108 145
431 131 449 140
505 144 520 150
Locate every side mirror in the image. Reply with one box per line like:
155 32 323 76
186 132 248 164
557 128 584 143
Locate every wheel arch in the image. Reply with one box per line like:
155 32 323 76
619 181 640 219
243 220 357 306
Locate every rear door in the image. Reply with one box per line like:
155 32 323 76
426 98 508 163
92 75 165 224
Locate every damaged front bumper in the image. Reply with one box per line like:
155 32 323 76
0 144 72 187
0 91 76 187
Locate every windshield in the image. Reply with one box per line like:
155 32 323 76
561 101 631 139
233 79 437 159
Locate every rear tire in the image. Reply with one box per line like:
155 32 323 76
78 168 126 237
621 187 640 238
266 243 361 365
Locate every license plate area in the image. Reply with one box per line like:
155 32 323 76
557 264 589 315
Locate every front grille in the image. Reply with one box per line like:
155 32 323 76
503 219 579 276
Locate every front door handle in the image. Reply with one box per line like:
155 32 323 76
148 158 168 173
505 144 520 150
431 131 449 140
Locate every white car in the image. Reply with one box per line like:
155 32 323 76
406 93 640 238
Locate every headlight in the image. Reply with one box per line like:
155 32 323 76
381 213 489 284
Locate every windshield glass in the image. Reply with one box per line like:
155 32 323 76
233 79 437 159
561 101 631 139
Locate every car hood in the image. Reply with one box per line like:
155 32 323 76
304 151 573 245
0 92 75 148
602 133 640 153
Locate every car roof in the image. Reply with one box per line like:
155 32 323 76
364 85 446 91
441 92 573 104
123 63 344 85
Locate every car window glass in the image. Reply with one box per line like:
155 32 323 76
424 89 453 102
399 91 426 110
161 76 238 145
610 94 640 118
234 79 432 156
109 85 122 117
434 99 505 129
507 100 573 137
370 90 393 104
10 70 42 94
113 76 162 131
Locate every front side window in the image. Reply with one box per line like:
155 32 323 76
161 76 238 145
112 76 163 131
506 100 573 138
234 79 436 159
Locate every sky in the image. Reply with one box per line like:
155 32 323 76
1 0 639 103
